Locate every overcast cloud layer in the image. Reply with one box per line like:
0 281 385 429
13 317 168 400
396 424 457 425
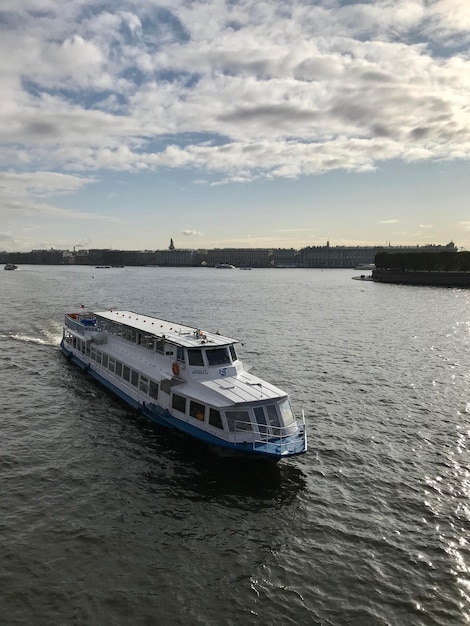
1 0 469 249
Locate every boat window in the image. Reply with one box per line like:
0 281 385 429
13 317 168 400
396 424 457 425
172 394 186 414
209 408 223 430
123 365 131 382
115 361 122 377
82 318 96 327
177 347 184 362
124 328 136 343
188 349 204 366
206 347 231 366
155 339 164 353
225 410 252 432
91 348 96 360
229 345 237 361
266 404 281 428
160 379 172 394
131 370 139 387
102 354 108 368
95 351 102 365
108 357 115 373
279 398 295 425
140 376 149 393
254 406 268 434
190 400 205 421
149 380 159 400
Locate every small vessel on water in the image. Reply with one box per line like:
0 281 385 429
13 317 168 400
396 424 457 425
354 263 375 271
215 263 236 269
61 309 307 460
4 263 18 270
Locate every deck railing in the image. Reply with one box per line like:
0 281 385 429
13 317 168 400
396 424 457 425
232 411 306 453
65 315 99 335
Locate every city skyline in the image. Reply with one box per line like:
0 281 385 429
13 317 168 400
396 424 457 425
1 1 469 252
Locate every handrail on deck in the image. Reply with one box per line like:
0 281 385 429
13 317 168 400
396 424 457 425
232 415 306 453
65 315 99 334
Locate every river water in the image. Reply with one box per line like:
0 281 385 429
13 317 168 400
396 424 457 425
0 265 469 626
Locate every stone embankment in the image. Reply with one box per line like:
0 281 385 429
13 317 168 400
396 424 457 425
372 269 470 287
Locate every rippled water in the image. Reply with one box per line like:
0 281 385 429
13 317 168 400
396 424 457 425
1 265 469 625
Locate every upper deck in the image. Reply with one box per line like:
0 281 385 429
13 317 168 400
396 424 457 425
94 310 236 348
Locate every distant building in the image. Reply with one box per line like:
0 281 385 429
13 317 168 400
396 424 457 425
156 248 199 266
0 241 459 268
300 245 377 268
203 248 272 267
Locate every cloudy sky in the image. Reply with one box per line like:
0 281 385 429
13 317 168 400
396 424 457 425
1 0 469 252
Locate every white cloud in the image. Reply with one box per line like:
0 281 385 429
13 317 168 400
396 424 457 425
0 171 95 197
0 0 469 252
0 171 119 226
182 229 204 236
0 0 469 178
380 219 400 224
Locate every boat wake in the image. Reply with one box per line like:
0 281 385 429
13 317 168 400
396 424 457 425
0 333 61 346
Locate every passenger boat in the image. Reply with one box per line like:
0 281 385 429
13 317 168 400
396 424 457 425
215 263 236 269
61 309 307 461
4 263 18 270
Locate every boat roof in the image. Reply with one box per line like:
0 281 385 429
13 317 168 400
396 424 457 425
93 310 237 348
169 371 286 407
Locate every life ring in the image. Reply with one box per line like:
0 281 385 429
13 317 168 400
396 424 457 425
172 362 179 376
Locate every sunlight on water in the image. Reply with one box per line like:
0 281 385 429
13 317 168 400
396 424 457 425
425 423 470 622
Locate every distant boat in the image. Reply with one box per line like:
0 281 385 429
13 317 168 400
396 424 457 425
239 267 252 270
4 263 18 270
352 274 374 281
215 263 236 269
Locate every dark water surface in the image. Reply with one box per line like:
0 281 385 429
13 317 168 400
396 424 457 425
1 266 469 625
